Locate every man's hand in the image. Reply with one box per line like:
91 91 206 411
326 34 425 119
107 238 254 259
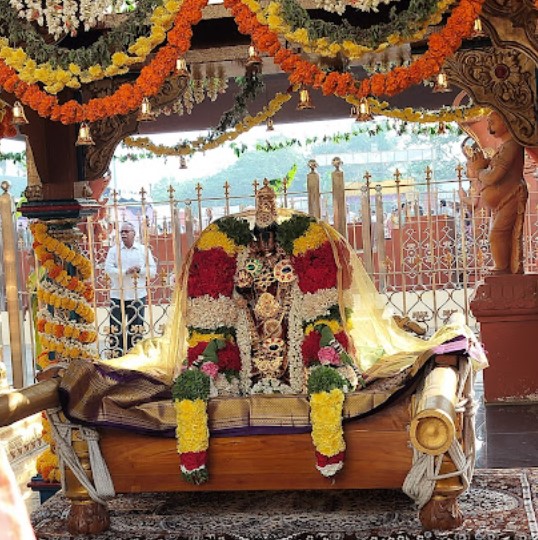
126 266 141 275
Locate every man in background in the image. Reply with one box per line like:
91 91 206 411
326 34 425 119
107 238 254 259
105 222 157 357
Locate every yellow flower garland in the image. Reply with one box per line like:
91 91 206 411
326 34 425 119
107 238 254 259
175 399 209 454
123 91 292 156
37 286 95 323
244 0 453 59
310 388 346 457
349 96 490 124
305 318 343 336
0 0 183 94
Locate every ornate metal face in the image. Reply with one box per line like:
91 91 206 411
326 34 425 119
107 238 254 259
255 183 277 229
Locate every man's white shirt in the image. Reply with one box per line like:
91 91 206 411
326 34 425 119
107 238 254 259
104 242 157 300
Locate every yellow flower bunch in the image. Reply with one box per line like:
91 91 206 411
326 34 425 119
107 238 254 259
305 318 342 336
196 224 240 256
310 388 346 457
347 96 490 123
256 0 453 59
123 92 292 156
175 399 209 454
37 448 61 482
292 222 328 256
188 331 228 348
0 1 183 94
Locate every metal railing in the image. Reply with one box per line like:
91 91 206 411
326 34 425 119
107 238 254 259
3 158 538 385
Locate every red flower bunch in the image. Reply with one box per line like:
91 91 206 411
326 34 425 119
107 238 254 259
187 247 237 298
292 242 338 294
217 341 241 372
187 342 208 365
301 330 349 367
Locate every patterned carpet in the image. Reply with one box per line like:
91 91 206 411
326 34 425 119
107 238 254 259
31 468 538 540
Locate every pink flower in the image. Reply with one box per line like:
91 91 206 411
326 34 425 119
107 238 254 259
318 346 341 366
201 361 219 379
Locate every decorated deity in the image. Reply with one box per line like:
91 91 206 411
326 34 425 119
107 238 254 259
174 181 361 482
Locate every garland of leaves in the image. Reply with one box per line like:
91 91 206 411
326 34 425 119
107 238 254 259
122 89 291 155
0 0 206 123
0 0 166 70
0 0 184 93
259 0 453 59
271 0 451 52
228 0 484 99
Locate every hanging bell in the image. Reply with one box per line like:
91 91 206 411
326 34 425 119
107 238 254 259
432 71 451 93
297 87 314 110
245 45 262 76
349 105 357 118
471 18 485 38
266 118 275 131
356 98 373 121
437 121 447 135
75 122 94 146
176 57 190 79
12 101 29 125
137 97 154 122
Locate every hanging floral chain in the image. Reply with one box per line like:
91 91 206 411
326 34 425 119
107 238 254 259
0 1 183 94
227 0 484 100
260 0 455 58
0 0 208 123
123 90 292 155
30 222 98 362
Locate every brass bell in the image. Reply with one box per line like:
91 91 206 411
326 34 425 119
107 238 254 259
266 118 275 131
176 57 190 79
297 87 314 110
137 97 154 122
12 101 29 125
433 71 451 93
75 122 95 146
356 98 373 121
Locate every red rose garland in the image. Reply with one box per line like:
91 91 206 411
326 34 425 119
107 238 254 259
187 247 237 298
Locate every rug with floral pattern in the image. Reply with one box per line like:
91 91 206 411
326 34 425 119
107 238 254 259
32 468 538 540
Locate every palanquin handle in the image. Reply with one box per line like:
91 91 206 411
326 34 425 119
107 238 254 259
409 366 458 455
0 379 60 427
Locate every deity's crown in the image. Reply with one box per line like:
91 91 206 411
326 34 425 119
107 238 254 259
255 179 278 229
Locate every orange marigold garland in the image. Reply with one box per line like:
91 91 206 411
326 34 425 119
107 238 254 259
226 0 485 98
0 0 208 124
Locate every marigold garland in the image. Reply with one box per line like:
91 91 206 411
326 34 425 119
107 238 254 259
0 0 208 123
225 0 485 99
0 1 183 93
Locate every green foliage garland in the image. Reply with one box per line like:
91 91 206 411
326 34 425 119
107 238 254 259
276 213 315 254
0 0 163 70
307 365 346 394
172 369 211 401
216 217 253 246
277 0 446 50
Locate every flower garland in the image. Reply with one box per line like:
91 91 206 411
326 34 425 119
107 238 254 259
0 0 177 72
260 0 454 57
0 1 183 93
123 90 291 156
254 0 454 59
10 0 126 40
30 222 97 361
0 0 207 123
226 0 485 99
314 0 396 15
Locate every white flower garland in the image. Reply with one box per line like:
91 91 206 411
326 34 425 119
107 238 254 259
300 287 339 323
186 294 238 330
251 377 294 394
214 373 241 396
10 0 124 39
314 0 396 15
288 281 306 394
235 291 254 395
